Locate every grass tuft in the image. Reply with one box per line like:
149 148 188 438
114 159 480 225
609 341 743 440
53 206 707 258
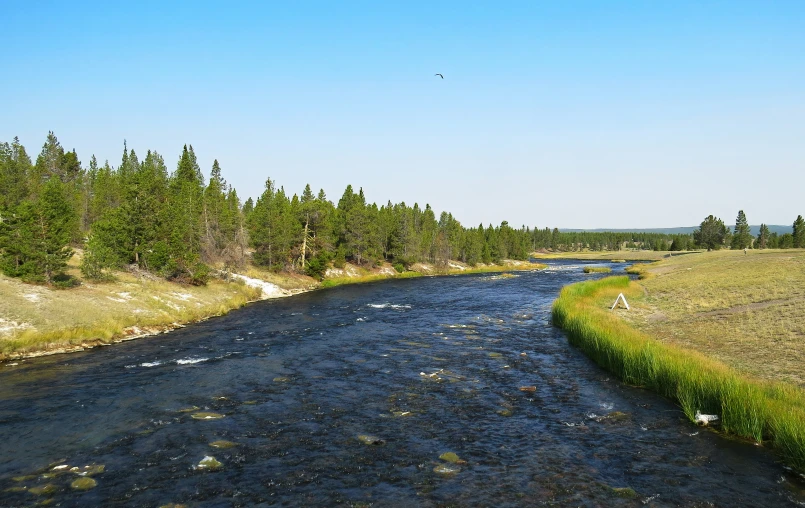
583 266 612 274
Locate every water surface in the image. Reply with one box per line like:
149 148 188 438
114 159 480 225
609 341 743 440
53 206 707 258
1 260 804 506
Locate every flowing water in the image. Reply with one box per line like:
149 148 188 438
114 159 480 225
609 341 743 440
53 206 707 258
1 260 804 507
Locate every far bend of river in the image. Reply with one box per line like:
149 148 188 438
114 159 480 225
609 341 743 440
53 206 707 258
2 260 805 507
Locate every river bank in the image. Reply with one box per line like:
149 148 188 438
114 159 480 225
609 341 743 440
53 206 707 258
552 250 805 473
0 256 545 361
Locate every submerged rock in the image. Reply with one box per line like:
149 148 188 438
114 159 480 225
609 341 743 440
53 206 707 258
11 474 36 482
497 409 513 417
209 440 238 449
273 377 291 383
433 464 461 476
196 456 223 471
487 352 503 358
357 434 386 446
29 484 57 496
605 411 630 423
71 464 105 476
70 477 97 491
177 406 200 413
438 452 468 465
190 412 225 420
610 486 638 498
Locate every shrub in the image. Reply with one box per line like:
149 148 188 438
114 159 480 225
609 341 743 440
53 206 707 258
393 263 405 273
52 273 81 289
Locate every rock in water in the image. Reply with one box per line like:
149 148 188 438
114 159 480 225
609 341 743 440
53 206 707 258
209 440 238 449
611 487 638 498
519 386 537 392
438 452 467 465
357 434 386 446
71 464 105 476
695 411 719 426
190 412 225 420
196 456 223 471
71 477 97 490
29 484 57 496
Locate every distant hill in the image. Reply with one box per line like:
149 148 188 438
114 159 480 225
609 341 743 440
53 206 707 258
559 225 792 236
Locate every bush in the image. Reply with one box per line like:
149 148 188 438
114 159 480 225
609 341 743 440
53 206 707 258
52 273 81 289
305 253 329 280
393 263 405 273
80 234 120 281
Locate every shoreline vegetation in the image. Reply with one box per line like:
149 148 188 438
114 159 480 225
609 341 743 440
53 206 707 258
0 256 545 361
552 249 805 473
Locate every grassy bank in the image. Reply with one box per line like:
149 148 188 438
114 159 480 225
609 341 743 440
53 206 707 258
0 271 261 360
624 249 805 385
533 250 690 261
583 266 612 274
321 260 547 288
552 275 805 472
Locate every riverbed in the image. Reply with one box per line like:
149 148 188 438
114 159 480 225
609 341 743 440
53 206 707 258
1 260 803 506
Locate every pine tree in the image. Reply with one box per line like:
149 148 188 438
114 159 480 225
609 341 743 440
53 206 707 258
731 210 752 249
0 178 76 283
756 224 770 249
0 137 31 214
794 215 805 248
162 145 207 283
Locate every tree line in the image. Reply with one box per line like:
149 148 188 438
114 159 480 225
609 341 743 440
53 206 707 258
2 133 800 286
693 210 805 251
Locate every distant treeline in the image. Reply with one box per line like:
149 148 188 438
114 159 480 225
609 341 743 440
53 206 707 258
1 133 802 286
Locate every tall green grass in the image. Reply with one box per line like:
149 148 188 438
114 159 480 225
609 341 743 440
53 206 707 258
552 276 805 472
583 266 612 274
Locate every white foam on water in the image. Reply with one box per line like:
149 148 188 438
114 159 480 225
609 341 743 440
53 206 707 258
140 361 162 367
176 357 208 365
368 303 412 310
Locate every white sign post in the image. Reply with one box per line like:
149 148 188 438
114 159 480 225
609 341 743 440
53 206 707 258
611 293 630 311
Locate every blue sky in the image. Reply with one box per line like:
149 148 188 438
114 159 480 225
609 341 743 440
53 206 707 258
2 1 803 228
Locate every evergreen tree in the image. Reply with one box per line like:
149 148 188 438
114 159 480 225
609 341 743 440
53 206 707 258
0 137 31 214
693 215 728 251
731 210 752 249
756 224 770 249
162 145 207 283
0 178 76 283
242 197 254 218
794 215 805 248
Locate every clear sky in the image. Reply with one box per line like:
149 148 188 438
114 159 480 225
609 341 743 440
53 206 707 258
2 1 803 229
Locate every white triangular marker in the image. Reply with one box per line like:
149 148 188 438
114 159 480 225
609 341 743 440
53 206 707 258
611 293 629 310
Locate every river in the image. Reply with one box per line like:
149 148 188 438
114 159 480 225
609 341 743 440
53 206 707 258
1 260 804 506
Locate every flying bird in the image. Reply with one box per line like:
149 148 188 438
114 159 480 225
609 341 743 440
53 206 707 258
434 73 443 79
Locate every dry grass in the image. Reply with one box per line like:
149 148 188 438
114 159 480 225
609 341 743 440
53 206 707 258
621 249 805 386
242 266 318 291
0 256 261 358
